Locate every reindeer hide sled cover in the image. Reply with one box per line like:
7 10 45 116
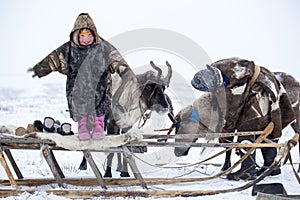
37 130 142 150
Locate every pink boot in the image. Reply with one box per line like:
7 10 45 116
78 117 91 140
92 116 105 139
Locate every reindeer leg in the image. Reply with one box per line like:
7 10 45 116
78 156 87 170
220 136 233 171
120 156 130 177
221 149 232 171
104 153 114 178
116 153 122 172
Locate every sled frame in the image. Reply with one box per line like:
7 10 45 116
0 136 147 190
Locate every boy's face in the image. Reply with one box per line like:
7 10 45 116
79 29 94 46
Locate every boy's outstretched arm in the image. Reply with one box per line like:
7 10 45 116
27 43 69 78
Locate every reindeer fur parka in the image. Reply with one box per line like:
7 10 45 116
32 13 135 121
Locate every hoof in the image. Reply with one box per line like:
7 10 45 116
221 162 231 171
257 166 281 176
120 171 130 177
227 171 257 181
104 171 112 178
78 161 87 170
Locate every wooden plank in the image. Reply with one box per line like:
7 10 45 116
146 130 264 139
2 189 299 199
4 149 23 179
0 134 55 145
1 130 264 145
0 151 18 189
41 145 64 187
0 177 229 187
49 149 65 179
0 189 224 198
129 141 284 148
122 146 147 189
83 150 107 189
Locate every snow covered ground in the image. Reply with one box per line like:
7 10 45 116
1 0 300 199
0 81 299 200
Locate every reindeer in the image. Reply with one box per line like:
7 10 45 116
173 58 300 179
79 61 173 177
216 71 300 173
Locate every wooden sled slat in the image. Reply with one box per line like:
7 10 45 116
147 130 265 139
0 150 18 189
129 141 284 148
83 150 107 190
41 145 64 187
4 149 23 179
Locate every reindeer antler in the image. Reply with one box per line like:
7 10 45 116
150 61 162 78
150 61 172 87
164 61 172 87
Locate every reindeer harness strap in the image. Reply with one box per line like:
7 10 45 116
250 65 261 88
137 82 156 129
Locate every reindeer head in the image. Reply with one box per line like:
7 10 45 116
137 61 172 113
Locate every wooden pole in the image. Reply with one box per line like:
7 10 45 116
122 146 148 189
4 149 23 179
83 150 107 190
41 145 64 187
0 150 18 189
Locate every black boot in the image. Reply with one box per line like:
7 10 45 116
57 123 74 135
227 151 257 181
33 120 43 132
43 117 56 132
257 147 281 176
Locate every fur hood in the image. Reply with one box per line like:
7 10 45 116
70 13 102 48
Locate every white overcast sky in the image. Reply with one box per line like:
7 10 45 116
1 0 300 88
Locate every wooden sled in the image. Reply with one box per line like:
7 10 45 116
0 122 299 198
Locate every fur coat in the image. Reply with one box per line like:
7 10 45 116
32 13 136 121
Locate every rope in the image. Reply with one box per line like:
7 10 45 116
137 110 152 129
250 65 261 88
283 133 300 183
172 167 220 179
131 147 232 170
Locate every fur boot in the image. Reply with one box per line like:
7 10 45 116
78 117 91 140
91 116 105 139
